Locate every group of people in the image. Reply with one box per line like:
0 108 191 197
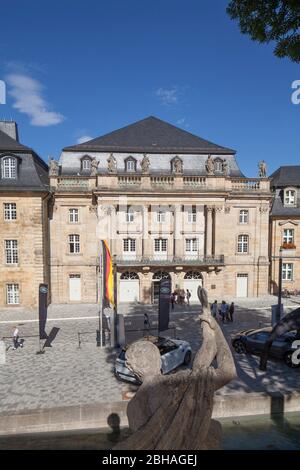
170 289 192 309
210 300 234 323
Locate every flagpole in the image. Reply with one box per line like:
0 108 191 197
98 243 104 348
113 254 118 348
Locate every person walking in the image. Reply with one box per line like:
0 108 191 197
170 292 175 310
186 289 191 306
12 326 22 350
220 301 228 324
229 302 235 322
210 300 218 319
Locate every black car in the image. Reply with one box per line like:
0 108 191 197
232 327 300 368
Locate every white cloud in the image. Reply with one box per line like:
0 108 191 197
76 135 93 144
5 73 65 126
155 87 179 106
177 117 186 125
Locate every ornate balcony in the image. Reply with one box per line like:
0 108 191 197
115 254 225 267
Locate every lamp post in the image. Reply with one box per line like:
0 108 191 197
277 247 283 323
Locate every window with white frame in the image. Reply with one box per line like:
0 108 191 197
284 189 296 206
126 210 134 223
1 157 17 179
5 240 18 264
6 284 19 305
185 238 198 253
283 229 294 244
125 158 136 172
157 211 166 223
69 234 80 253
82 158 91 171
4 203 17 220
282 263 293 281
123 238 136 252
154 238 167 252
237 235 249 253
214 159 223 172
239 210 249 224
69 208 79 223
188 206 196 223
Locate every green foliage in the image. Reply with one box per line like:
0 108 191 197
227 0 300 62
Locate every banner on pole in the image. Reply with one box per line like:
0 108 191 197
101 240 114 308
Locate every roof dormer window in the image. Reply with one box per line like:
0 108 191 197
80 155 92 172
214 158 223 173
1 156 17 179
125 157 136 172
284 188 297 207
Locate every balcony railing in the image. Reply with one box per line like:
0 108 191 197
57 177 90 190
115 254 224 267
231 179 261 191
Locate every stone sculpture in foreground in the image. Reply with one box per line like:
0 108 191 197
114 287 237 450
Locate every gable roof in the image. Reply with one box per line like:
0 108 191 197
63 116 236 154
0 129 32 152
271 166 300 188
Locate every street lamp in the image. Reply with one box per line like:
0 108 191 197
277 247 283 323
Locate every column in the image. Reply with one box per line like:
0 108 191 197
206 206 213 256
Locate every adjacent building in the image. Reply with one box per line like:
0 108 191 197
270 166 300 294
49 116 271 304
0 122 49 308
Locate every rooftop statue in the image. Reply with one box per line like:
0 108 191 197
222 160 229 176
205 155 214 175
258 160 267 178
114 287 236 450
49 157 59 176
107 153 117 173
172 157 183 174
91 157 99 176
141 154 150 174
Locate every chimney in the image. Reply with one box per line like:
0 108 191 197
0 121 19 141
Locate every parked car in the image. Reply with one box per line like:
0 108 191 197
115 336 192 384
232 327 300 368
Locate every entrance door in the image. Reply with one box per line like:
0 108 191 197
236 274 248 298
119 280 140 302
69 274 81 301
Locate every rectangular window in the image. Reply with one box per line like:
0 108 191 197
123 238 136 252
283 229 294 244
82 159 91 171
282 263 293 281
4 203 17 221
239 210 249 224
69 208 79 223
284 190 296 206
185 238 198 252
154 238 167 252
6 284 20 305
237 235 249 253
157 211 166 223
69 234 80 254
5 240 18 264
188 206 196 223
126 211 134 223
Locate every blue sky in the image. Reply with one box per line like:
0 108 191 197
0 0 299 177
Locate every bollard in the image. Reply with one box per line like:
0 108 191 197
0 341 6 365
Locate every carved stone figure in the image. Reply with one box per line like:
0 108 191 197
258 160 267 178
114 287 236 450
172 157 183 174
107 153 117 173
205 155 214 175
91 157 99 176
222 160 229 176
49 158 59 176
141 154 150 174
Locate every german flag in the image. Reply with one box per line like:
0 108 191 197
101 240 114 308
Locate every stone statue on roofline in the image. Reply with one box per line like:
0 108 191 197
48 157 59 177
222 159 229 176
107 153 117 173
172 156 183 174
141 154 150 174
113 287 236 450
205 154 214 175
258 160 267 178
91 157 99 176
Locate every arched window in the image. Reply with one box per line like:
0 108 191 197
1 156 17 179
120 271 139 280
125 157 137 172
81 155 92 172
153 271 170 280
184 271 202 279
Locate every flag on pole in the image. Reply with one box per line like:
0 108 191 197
101 240 114 308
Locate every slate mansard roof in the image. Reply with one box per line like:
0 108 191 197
270 166 300 217
0 125 49 192
63 116 236 154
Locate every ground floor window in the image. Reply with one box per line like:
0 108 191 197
6 283 20 305
282 263 293 281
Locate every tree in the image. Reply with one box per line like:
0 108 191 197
227 0 300 62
